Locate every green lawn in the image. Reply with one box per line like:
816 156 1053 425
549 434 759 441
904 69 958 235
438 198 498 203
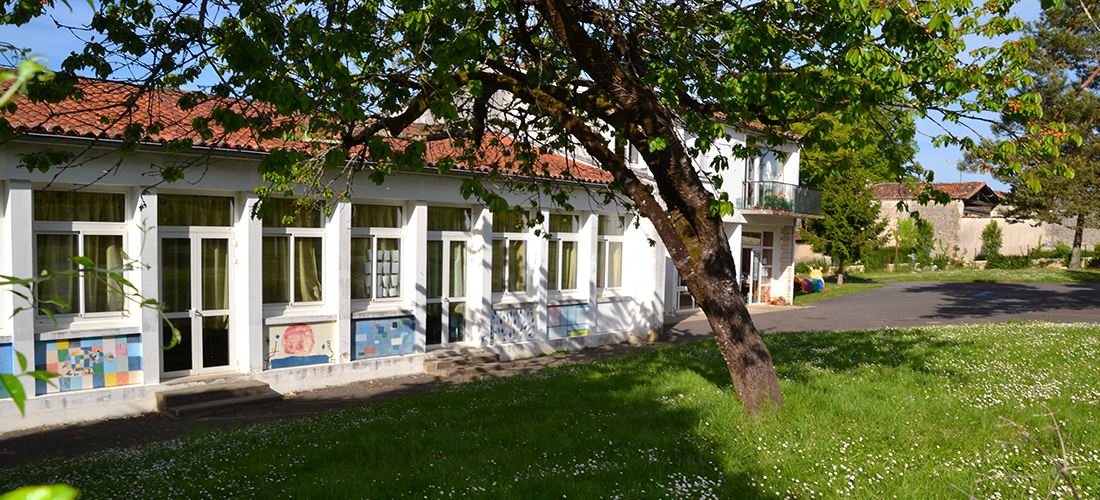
793 282 886 305
3 323 1099 499
850 266 1100 283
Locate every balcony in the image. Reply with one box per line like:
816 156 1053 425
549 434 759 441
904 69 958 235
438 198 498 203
735 181 822 216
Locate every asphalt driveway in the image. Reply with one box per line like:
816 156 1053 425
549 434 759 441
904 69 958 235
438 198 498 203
749 281 1100 333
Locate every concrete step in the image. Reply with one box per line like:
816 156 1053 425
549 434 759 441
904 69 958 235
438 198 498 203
423 352 502 376
156 380 282 418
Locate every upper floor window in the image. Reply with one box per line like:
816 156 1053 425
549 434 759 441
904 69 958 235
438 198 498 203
351 204 402 301
159 194 233 227
596 214 626 289
547 214 579 292
427 206 471 232
491 211 527 294
262 199 323 305
34 190 127 317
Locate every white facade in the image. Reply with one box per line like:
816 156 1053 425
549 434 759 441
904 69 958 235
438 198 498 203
0 135 667 432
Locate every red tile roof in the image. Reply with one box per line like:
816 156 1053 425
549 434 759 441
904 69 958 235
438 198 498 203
872 181 989 200
5 78 613 184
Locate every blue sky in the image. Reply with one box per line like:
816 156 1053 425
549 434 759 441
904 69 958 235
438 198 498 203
1 0 1043 191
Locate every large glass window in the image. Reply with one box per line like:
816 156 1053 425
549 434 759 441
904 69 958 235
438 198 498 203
34 190 127 317
427 207 470 232
491 211 528 294
159 194 233 227
262 199 324 305
547 214 579 292
351 204 402 301
596 214 626 289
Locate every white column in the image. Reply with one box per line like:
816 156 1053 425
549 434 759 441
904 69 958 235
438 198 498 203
410 202 427 354
579 212 598 333
331 201 352 363
235 193 264 373
134 187 161 384
4 181 34 398
470 207 491 345
534 210 550 342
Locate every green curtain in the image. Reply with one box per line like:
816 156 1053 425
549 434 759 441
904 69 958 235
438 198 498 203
449 241 466 298
596 241 606 288
491 239 506 293
508 240 526 292
34 191 125 222
598 215 625 236
83 235 124 313
492 211 525 233
295 237 323 302
36 234 78 315
608 241 623 288
549 214 578 233
350 237 372 300
159 195 232 227
351 204 400 228
262 236 289 303
426 241 443 299
161 238 191 313
262 198 321 228
201 239 229 310
561 241 577 290
548 241 560 291
427 207 470 231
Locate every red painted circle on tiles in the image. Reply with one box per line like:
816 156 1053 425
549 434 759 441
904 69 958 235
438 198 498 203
283 324 315 355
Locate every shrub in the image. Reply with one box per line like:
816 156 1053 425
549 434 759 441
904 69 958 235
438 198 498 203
981 220 1003 256
795 261 811 274
986 253 1029 269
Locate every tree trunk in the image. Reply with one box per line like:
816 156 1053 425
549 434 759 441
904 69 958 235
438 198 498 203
836 259 845 286
1070 214 1085 269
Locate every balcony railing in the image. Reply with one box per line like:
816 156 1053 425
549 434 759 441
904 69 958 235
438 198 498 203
735 181 822 216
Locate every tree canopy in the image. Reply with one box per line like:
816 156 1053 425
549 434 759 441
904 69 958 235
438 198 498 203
0 0 1071 412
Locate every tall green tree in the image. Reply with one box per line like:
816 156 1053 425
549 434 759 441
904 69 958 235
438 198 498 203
1 0 1069 412
801 169 888 285
964 5 1100 268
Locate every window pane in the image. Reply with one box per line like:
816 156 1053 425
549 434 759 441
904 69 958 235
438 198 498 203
159 195 232 227
449 241 466 298
376 238 400 298
262 198 321 228
84 234 124 313
608 241 623 288
36 234 78 315
549 214 578 233
561 241 577 290
596 241 606 288
202 315 230 368
426 241 443 299
162 317 192 372
35 191 125 222
161 238 190 313
547 241 560 291
491 239 506 293
763 231 774 247
508 240 526 292
427 207 470 231
352 204 401 228
492 211 525 233
448 301 465 343
294 237 323 302
262 236 290 303
202 239 230 310
742 232 762 247
426 303 443 345
598 215 625 236
350 237 372 300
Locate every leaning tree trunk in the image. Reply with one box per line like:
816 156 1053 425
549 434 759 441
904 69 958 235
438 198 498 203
1070 214 1085 269
836 260 845 286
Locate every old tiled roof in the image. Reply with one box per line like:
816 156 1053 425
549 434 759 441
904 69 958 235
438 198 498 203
5 78 613 184
872 181 989 200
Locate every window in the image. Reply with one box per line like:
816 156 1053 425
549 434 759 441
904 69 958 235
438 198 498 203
491 211 527 294
351 204 402 300
547 214 579 292
427 206 471 232
262 199 323 305
34 190 127 317
596 214 626 289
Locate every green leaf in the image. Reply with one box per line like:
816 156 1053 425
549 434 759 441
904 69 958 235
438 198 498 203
1 374 26 416
69 256 95 267
163 323 181 350
648 137 668 152
0 484 81 500
17 351 26 372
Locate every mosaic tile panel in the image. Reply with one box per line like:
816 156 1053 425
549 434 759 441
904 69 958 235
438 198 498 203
352 316 416 360
0 343 12 399
265 322 337 369
34 334 143 395
547 303 590 338
490 306 539 344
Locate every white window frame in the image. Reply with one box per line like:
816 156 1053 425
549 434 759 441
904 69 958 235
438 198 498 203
32 189 131 328
596 213 628 295
490 210 532 298
350 203 403 306
261 199 326 309
546 213 581 298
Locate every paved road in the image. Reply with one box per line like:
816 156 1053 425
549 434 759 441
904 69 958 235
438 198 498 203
749 281 1100 333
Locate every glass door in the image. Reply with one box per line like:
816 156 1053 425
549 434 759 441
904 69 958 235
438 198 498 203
426 238 467 347
161 230 232 376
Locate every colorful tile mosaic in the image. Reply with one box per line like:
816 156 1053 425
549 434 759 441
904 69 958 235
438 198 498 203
490 306 539 344
1 343 12 399
352 316 416 360
548 303 590 338
34 334 142 395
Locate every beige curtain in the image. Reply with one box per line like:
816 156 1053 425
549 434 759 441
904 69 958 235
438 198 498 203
295 237 323 302
426 241 443 299
262 236 289 303
608 241 623 288
561 241 577 290
83 235 124 313
596 241 607 288
508 240 526 292
491 239 506 293
263 199 321 228
427 207 470 231
352 205 400 228
548 241 560 291
201 239 229 310
449 241 466 298
36 234 78 315
492 211 525 233
159 195 232 227
35 191 125 222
